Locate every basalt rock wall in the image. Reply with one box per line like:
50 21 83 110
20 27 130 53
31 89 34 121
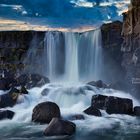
0 31 45 78
121 0 140 96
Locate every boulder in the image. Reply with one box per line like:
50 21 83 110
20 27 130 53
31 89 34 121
134 106 140 116
16 73 50 89
68 114 85 120
106 96 133 114
91 95 133 115
0 88 20 108
84 106 101 117
87 80 107 88
0 77 17 90
32 101 61 124
91 95 108 110
44 118 76 136
0 110 15 120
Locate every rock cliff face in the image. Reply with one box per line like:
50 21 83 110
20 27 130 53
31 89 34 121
0 31 45 78
121 0 140 96
101 21 125 83
0 28 124 84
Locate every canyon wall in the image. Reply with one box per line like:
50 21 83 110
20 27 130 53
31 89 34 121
101 21 124 83
0 31 45 78
121 0 140 96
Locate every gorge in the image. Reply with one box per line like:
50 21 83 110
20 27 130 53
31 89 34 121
0 0 140 140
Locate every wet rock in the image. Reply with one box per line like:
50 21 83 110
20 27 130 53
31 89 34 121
101 21 124 84
121 0 140 97
91 95 133 115
0 110 15 120
0 77 17 90
41 88 49 96
32 101 61 124
44 118 76 136
84 106 101 117
0 88 20 108
16 73 50 89
91 95 108 110
101 21 123 49
68 114 85 120
106 96 133 115
0 78 9 90
87 80 107 88
134 106 140 116
131 0 140 7
19 86 28 94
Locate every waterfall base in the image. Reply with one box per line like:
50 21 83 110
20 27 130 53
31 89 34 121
0 82 140 139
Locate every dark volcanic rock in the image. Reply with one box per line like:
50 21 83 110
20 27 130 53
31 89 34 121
16 73 50 89
131 0 140 7
106 96 133 114
32 102 61 124
101 21 125 84
91 95 133 115
0 88 20 108
121 0 140 97
68 114 85 120
84 106 101 116
0 31 45 79
134 106 140 116
0 110 15 120
101 21 123 50
0 78 10 90
19 86 28 94
101 20 123 64
91 95 108 110
87 80 107 88
0 77 17 90
44 118 76 136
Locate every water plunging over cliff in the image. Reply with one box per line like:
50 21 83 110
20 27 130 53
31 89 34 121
24 29 103 83
43 29 103 82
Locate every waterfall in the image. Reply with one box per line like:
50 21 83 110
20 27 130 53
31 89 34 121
24 29 103 83
43 32 61 81
64 32 79 82
63 29 103 82
78 29 102 82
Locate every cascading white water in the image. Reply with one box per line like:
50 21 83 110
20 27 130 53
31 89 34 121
23 29 102 83
43 29 103 83
64 32 79 82
43 32 61 81
78 29 103 81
